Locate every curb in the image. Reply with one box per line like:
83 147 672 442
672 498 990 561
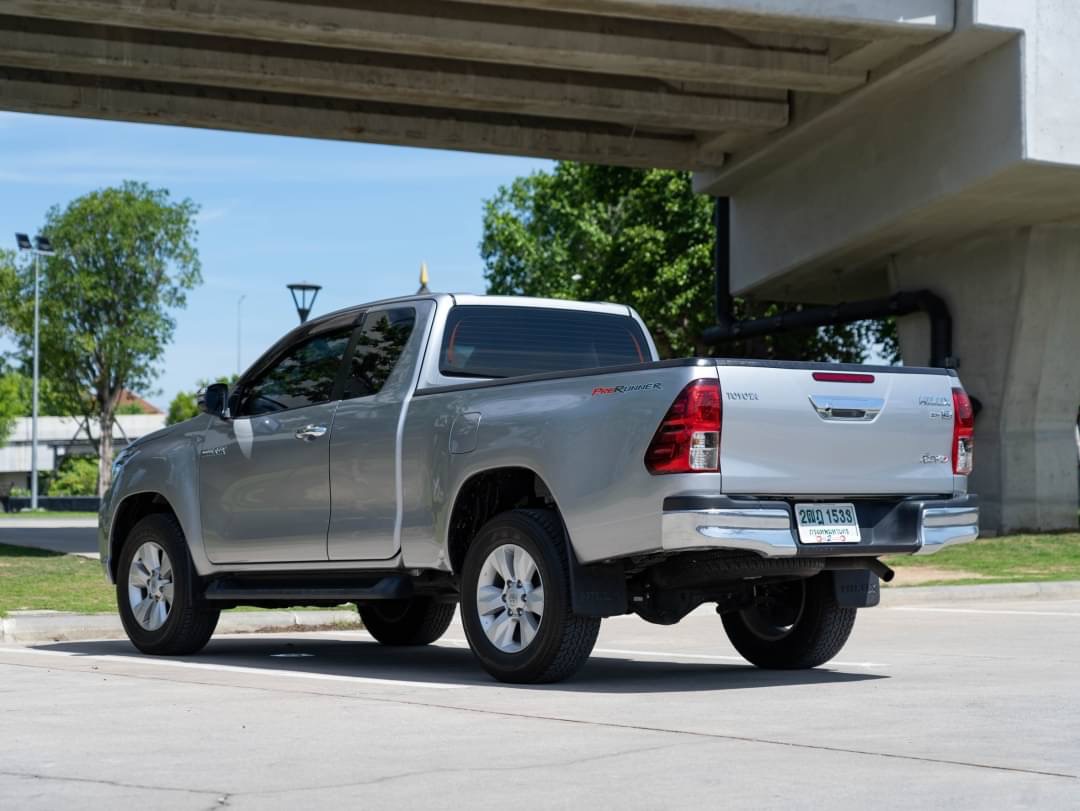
882 580 1080 605
0 609 362 644
0 518 98 529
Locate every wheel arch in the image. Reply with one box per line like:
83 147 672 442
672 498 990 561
108 492 183 582
445 466 627 618
446 466 564 575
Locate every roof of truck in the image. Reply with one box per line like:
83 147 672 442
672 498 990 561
448 294 631 316
312 293 633 325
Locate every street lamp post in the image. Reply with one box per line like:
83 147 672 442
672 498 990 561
236 294 246 375
287 282 322 324
14 233 55 511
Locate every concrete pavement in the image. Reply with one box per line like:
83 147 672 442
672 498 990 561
1 596 1077 808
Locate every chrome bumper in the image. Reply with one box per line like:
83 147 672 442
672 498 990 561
661 497 979 558
662 508 798 557
914 506 980 555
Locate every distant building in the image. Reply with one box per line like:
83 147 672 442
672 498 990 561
117 391 164 415
0 393 166 490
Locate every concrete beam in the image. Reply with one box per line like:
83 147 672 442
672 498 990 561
703 38 1030 297
448 0 954 42
695 4 1017 197
0 18 789 134
0 68 707 170
3 0 866 93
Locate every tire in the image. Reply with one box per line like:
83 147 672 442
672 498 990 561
116 513 219 656
721 573 856 669
460 509 600 684
358 598 457 646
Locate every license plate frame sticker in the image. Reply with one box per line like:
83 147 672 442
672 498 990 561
794 503 861 544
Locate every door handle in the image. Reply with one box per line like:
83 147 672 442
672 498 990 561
808 395 884 422
294 424 328 441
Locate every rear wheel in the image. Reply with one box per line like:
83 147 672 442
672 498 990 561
116 514 219 656
461 509 600 684
358 597 456 646
721 574 855 669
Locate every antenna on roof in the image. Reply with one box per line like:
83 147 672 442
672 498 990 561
417 262 430 294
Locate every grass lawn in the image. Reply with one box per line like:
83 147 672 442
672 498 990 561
0 543 114 616
0 511 98 520
886 531 1080 586
0 543 356 618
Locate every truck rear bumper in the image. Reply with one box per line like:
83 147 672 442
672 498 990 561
661 494 978 559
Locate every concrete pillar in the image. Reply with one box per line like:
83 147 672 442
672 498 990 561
890 225 1080 533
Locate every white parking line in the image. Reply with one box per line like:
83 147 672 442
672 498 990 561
0 647 466 689
591 647 888 669
439 639 886 668
890 606 1080 618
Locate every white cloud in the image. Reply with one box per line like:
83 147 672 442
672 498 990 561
195 205 231 225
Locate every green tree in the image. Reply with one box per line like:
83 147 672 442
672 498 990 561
482 163 895 361
0 372 22 447
0 181 201 495
49 455 100 497
167 390 199 425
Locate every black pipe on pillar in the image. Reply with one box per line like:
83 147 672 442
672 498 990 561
704 197 954 368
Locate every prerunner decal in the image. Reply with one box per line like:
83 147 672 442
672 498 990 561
591 382 663 396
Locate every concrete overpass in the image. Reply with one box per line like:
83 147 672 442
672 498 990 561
0 1 1076 532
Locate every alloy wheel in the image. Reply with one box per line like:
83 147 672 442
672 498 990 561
475 543 545 653
127 541 174 632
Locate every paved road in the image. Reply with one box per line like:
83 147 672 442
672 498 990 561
0 519 98 556
1 597 1077 809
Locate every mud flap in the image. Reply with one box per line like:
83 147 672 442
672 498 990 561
568 553 628 617
831 570 881 608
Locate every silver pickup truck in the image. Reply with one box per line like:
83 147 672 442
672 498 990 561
100 294 979 683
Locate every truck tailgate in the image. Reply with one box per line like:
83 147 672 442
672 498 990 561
716 363 959 496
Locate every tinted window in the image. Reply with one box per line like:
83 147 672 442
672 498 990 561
239 328 352 416
440 306 648 378
342 307 417 399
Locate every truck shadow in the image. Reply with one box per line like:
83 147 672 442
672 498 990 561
33 635 887 694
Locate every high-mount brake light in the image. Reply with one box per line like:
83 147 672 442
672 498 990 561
952 387 975 475
644 379 721 474
812 372 875 383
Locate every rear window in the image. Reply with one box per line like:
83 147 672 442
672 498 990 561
440 305 648 379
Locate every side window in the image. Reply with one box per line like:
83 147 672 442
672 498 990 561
342 307 416 400
238 328 352 416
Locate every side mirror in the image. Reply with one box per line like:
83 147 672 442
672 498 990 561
198 383 230 419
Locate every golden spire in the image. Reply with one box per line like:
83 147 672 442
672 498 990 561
417 261 430 294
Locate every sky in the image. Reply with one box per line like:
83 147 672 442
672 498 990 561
0 111 551 411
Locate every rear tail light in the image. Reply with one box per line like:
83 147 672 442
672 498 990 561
645 379 722 474
952 387 975 475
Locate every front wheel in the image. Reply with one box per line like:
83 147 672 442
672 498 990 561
116 514 219 656
460 509 600 684
721 574 856 669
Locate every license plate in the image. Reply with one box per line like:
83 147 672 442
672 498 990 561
794 502 861 544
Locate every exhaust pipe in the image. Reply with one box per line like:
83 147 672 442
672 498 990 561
825 557 895 583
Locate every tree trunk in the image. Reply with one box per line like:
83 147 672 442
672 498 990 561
97 413 113 498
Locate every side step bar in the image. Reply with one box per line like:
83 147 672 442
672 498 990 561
204 574 413 603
